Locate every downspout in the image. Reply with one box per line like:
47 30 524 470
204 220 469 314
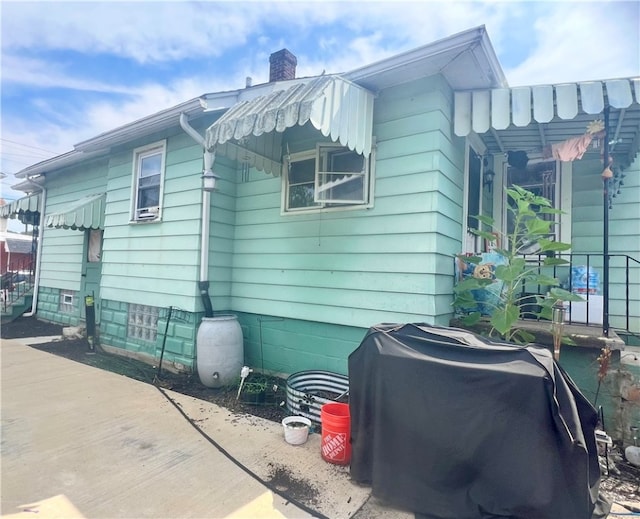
179 113 215 317
602 106 610 338
23 179 47 318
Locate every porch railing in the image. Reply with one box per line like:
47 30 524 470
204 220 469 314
519 253 639 336
1 255 36 313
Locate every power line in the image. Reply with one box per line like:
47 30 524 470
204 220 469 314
0 138 60 155
1 151 52 159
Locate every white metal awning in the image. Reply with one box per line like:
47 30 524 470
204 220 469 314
204 75 375 175
454 78 640 168
46 193 106 230
455 78 639 135
0 193 41 225
0 194 41 219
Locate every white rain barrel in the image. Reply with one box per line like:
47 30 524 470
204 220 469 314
196 315 243 388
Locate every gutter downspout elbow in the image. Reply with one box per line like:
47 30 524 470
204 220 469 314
179 113 215 318
23 183 47 318
180 113 205 147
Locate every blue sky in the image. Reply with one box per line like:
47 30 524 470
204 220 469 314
1 0 639 204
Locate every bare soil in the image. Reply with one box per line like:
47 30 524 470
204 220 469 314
3 316 639 509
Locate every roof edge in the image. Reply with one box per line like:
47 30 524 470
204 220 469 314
74 97 216 152
14 149 106 179
345 25 506 89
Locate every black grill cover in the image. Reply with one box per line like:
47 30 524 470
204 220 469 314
348 323 609 519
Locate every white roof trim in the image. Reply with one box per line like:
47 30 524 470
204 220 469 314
204 75 375 157
455 78 640 137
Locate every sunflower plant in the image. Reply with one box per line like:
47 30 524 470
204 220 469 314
453 185 583 343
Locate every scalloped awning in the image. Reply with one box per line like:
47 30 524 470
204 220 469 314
453 78 640 168
454 78 640 136
0 194 41 225
0 194 41 218
46 193 106 230
204 75 375 175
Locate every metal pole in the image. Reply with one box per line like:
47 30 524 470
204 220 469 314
602 106 610 338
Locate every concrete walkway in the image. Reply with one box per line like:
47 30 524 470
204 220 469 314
1 338 394 519
4 336 631 519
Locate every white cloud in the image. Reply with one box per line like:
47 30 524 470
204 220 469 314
2 2 258 63
1 0 638 183
504 1 640 85
1 54 137 95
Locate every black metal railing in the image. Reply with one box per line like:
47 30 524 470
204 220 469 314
519 253 639 335
1 255 35 313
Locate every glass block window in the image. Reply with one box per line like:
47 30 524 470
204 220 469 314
127 304 159 343
59 290 76 313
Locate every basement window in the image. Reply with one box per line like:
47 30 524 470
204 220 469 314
127 304 159 343
59 290 76 313
131 140 166 222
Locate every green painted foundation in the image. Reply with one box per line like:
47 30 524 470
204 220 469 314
97 299 201 373
235 312 368 376
35 286 82 327
554 344 640 443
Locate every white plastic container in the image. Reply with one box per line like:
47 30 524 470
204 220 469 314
196 315 243 388
282 416 311 445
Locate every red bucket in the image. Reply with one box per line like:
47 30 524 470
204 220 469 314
320 402 351 465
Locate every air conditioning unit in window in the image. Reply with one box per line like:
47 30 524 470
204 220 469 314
137 206 159 220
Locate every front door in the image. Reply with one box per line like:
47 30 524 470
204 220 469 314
81 229 103 323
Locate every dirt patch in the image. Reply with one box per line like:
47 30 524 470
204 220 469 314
1 316 63 339
266 463 319 506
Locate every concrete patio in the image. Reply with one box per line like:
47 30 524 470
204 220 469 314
1 335 636 518
0 336 410 519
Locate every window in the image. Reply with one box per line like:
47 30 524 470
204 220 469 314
59 290 76 313
462 141 486 253
283 144 372 212
501 157 571 253
87 229 103 262
131 141 166 222
127 304 159 343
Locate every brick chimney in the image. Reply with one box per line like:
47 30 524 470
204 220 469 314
269 49 297 82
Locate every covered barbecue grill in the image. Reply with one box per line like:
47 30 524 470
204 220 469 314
348 323 610 519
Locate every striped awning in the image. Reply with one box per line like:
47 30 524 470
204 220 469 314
0 194 41 218
0 194 41 225
454 78 640 136
205 75 375 175
46 193 106 230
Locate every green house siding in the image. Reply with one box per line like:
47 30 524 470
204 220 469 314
229 75 463 334
100 127 211 312
609 154 640 333
38 158 109 291
206 154 238 313
572 156 640 333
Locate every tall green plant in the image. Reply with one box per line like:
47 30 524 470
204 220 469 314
454 185 583 343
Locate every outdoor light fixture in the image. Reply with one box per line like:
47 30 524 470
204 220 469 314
202 170 220 192
483 168 495 191
551 300 565 361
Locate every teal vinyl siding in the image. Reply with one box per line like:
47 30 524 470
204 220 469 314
39 158 109 290
229 75 463 329
571 156 640 333
100 128 207 312
609 154 640 333
206 154 238 312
